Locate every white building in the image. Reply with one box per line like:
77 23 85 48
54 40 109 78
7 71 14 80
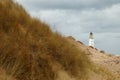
89 32 94 47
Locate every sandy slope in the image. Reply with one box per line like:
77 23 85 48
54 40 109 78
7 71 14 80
66 36 120 80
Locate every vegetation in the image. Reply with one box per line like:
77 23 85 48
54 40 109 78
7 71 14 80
100 50 105 53
89 64 116 80
0 0 90 80
0 0 117 80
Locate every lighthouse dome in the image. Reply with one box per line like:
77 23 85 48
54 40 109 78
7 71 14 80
90 32 93 35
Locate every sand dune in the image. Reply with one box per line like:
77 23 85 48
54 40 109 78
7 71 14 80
67 36 120 80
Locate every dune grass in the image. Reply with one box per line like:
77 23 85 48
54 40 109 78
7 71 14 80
0 0 91 80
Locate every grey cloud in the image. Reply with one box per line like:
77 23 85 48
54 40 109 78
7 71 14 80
115 35 120 38
95 33 120 54
16 0 120 10
33 4 120 33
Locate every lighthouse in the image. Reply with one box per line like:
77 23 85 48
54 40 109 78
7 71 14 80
89 32 94 47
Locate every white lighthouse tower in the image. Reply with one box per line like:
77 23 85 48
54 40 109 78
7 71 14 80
89 32 94 47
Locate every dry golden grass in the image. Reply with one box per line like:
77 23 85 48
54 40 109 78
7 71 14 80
89 64 116 80
0 68 16 80
0 0 91 80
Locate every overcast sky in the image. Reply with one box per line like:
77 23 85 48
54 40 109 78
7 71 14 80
16 0 120 55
